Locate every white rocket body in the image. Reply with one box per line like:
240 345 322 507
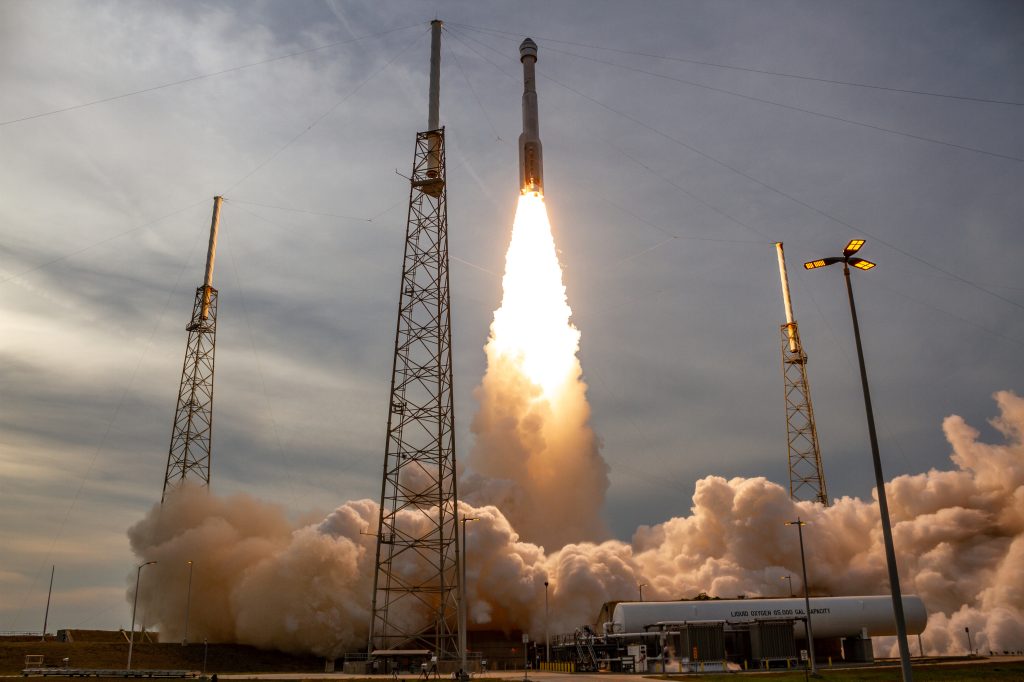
519 38 544 195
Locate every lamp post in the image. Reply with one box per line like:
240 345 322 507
460 515 479 678
785 519 816 675
781 575 794 597
41 565 54 642
805 240 913 681
183 560 194 646
128 560 157 670
544 581 550 663
638 583 646 602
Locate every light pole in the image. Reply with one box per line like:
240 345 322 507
128 560 157 670
460 515 479 678
781 575 794 597
785 519 816 674
544 581 550 663
41 565 55 642
183 560 194 646
638 583 646 602
805 240 913 681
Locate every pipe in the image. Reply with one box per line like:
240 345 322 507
427 20 442 131
200 196 223 320
776 242 797 352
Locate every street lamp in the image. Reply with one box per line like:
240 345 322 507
785 519 816 675
781 575 794 597
544 581 550 663
183 560 194 646
128 560 157 670
637 583 646 602
460 515 479 678
805 239 913 681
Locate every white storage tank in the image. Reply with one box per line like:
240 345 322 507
610 595 926 639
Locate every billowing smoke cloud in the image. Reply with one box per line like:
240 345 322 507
130 391 1024 656
464 194 610 549
127 489 378 657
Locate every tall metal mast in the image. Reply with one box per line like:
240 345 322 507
776 242 828 506
162 196 222 502
369 20 460 658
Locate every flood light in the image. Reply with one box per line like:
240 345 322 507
804 257 842 270
850 258 876 270
844 239 866 256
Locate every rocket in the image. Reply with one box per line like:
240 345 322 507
519 38 544 195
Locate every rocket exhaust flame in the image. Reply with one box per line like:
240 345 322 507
465 193 610 549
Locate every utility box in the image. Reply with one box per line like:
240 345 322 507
626 644 647 672
671 623 725 663
750 620 797 662
843 634 874 663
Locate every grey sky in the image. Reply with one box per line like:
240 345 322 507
1 0 1021 633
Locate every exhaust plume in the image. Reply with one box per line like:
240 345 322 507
464 193 610 549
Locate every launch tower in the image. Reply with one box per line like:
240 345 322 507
162 196 222 502
776 243 829 506
368 20 461 658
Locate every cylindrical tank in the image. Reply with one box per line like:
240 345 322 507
611 596 926 639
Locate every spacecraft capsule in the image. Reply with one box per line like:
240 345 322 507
519 38 544 195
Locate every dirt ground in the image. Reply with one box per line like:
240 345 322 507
0 640 324 675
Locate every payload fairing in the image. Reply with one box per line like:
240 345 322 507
519 38 544 195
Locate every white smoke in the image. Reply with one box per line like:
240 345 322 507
130 392 1024 657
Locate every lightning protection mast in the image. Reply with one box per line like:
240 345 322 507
776 243 829 506
369 20 460 660
162 196 222 502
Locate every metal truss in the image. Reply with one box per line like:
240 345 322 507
369 128 460 657
781 323 829 506
162 285 218 502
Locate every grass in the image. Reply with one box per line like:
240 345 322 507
647 660 1024 680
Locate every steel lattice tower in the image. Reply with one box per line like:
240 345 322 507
369 21 460 658
776 243 829 506
162 197 223 502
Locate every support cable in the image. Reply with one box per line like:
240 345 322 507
455 24 1023 163
3 203 210 630
449 21 1024 107
452 27 1024 315
224 246 299 508
0 23 423 128
542 43 1024 164
2 26 422 289
442 30 503 142
222 28 428 195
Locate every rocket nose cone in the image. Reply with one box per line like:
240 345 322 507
520 37 538 62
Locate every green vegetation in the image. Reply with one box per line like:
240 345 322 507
649 660 1024 680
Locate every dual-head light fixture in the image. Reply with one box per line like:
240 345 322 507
804 239 876 271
